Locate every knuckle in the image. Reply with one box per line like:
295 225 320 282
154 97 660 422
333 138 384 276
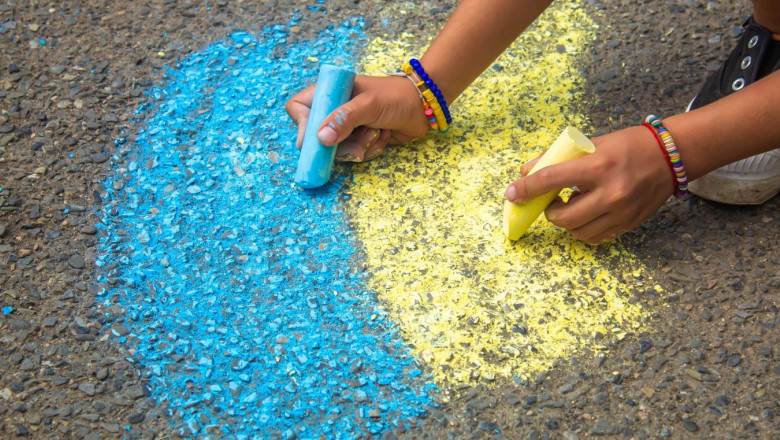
284 99 295 118
338 104 361 127
588 155 616 176
534 167 555 188
363 92 379 109
610 186 631 204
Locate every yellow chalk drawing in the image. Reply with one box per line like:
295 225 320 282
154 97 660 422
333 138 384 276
348 2 653 385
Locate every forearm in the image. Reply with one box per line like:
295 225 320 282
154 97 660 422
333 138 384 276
419 0 553 103
665 70 780 180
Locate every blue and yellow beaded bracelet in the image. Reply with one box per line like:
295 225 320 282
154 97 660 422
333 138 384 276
399 59 452 133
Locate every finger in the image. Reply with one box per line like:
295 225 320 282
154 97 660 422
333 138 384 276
364 145 387 162
545 188 606 231
364 129 391 161
285 85 315 149
295 117 308 150
334 127 380 162
520 155 542 176
598 227 627 244
576 222 625 245
505 157 592 203
317 93 383 146
567 213 622 245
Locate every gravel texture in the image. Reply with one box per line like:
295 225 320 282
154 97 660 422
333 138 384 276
1 0 778 439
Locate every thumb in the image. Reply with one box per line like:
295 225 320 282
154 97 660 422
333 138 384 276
317 94 382 146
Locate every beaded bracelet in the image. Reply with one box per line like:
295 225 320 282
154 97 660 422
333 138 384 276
644 115 689 196
396 72 440 131
641 122 676 193
398 59 452 133
409 58 452 125
400 62 448 132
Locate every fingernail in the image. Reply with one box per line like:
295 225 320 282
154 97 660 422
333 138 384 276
336 153 356 161
318 126 338 144
506 185 517 201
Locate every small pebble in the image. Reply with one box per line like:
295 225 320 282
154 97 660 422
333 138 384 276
727 356 742 366
78 382 96 396
682 418 698 432
67 255 85 269
477 421 498 431
715 395 731 406
96 368 109 380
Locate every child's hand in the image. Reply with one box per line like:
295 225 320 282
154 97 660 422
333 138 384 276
285 75 431 162
505 126 675 244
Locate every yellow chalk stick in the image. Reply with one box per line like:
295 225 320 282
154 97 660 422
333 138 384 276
503 126 595 240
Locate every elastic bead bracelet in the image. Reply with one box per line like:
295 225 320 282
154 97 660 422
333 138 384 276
644 115 689 196
641 122 677 194
650 118 689 195
420 87 449 132
401 58 452 133
425 107 439 131
397 60 452 133
410 58 453 125
400 61 449 132
392 67 440 131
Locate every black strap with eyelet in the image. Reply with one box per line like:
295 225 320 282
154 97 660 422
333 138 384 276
727 17 772 92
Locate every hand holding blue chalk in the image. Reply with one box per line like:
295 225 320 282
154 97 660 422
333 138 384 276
294 65 356 189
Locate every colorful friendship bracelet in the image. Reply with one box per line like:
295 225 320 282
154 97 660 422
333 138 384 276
641 122 677 194
645 115 689 196
653 122 689 196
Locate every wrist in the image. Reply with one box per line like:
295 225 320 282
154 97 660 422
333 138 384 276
417 53 462 105
389 75 431 128
398 59 453 132
636 124 678 197
643 116 690 197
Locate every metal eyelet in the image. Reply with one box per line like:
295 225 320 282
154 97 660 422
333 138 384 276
732 78 746 91
748 35 759 48
741 56 752 70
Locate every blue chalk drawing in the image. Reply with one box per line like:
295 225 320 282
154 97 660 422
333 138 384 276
97 21 435 439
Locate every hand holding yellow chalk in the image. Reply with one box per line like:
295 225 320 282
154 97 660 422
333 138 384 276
503 126 595 240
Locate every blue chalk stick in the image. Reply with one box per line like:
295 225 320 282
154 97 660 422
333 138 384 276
294 65 356 189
